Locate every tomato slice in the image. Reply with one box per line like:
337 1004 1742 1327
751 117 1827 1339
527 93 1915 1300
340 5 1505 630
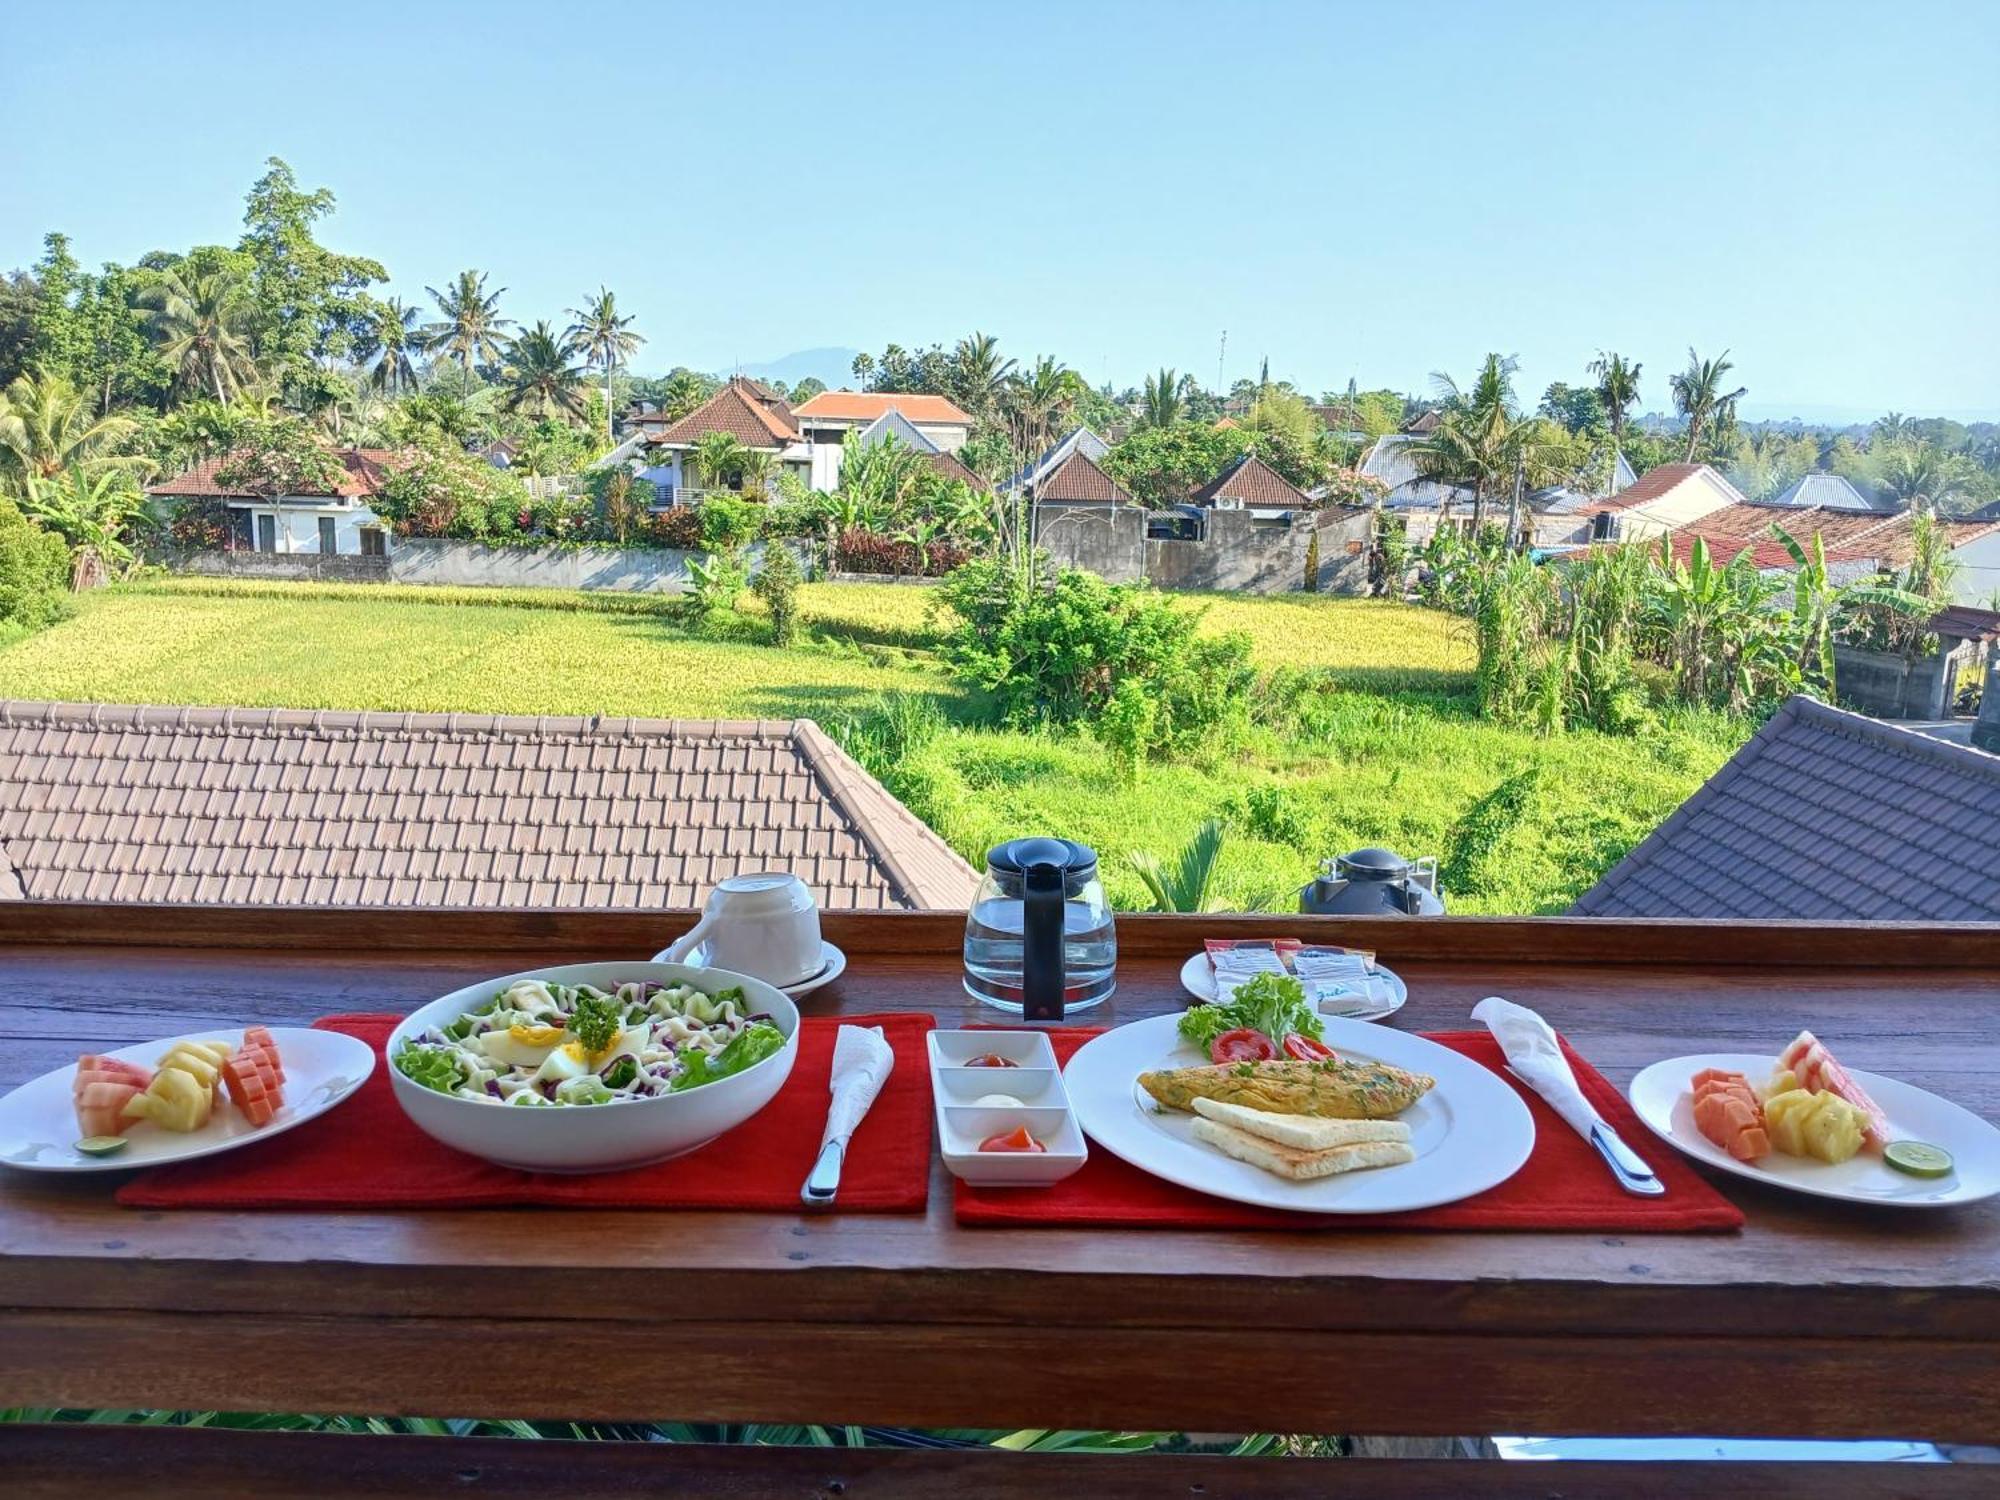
1283 1033 1335 1062
966 1054 1019 1068
1210 1027 1277 1065
979 1125 1046 1153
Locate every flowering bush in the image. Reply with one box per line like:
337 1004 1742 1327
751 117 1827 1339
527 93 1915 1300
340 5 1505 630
168 498 234 551
643 506 705 550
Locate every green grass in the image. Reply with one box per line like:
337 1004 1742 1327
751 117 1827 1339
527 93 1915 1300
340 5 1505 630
0 577 1745 913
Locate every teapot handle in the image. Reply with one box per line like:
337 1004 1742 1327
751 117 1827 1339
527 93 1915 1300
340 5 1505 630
1021 860 1066 1022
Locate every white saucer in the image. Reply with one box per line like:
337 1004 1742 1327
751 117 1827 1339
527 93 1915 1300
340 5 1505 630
649 939 848 998
1177 951 1406 1022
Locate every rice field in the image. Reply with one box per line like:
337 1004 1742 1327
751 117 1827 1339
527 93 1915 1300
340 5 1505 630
0 577 1741 912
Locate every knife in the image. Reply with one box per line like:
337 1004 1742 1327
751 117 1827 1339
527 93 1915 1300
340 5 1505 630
1588 1120 1666 1197
801 1136 846 1206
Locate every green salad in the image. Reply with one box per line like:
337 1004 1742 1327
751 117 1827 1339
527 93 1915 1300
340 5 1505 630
1178 972 1326 1052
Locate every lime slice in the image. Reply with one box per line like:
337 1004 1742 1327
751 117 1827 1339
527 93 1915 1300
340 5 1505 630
1884 1141 1953 1179
75 1136 129 1158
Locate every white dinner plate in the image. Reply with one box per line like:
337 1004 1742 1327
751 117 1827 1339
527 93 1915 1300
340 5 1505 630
1628 1053 2000 1209
1177 952 1407 1022
653 939 847 999
1064 1013 1534 1214
0 1026 376 1174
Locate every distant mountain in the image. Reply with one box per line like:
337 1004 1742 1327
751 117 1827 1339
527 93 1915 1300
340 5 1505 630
738 347 863 390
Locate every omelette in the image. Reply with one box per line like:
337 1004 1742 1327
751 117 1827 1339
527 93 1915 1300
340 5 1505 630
1139 1057 1434 1119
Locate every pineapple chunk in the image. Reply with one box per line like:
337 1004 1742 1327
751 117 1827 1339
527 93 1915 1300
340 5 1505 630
156 1041 231 1093
1799 1093 1866 1164
1761 1067 1801 1102
123 1066 213 1133
1764 1089 1813 1156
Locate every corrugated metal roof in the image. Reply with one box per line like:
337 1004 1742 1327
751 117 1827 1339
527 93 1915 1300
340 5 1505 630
1759 473 1894 514
1571 696 2000 921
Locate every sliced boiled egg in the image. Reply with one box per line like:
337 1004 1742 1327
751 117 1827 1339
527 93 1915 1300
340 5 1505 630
528 1041 592 1085
481 1023 567 1069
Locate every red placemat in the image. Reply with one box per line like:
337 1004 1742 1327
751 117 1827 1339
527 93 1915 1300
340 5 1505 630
957 1029 1742 1232
119 1012 932 1212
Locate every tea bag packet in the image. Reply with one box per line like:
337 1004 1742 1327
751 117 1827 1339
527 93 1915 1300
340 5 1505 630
1205 939 1299 1002
1295 945 1382 1017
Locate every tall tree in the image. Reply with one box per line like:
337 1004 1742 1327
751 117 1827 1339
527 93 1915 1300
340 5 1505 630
1669 348 1748 463
499 322 588 424
362 298 424 395
565 288 644 440
1004 356 1082 460
951 330 1014 419
1139 367 1183 429
0 371 145 487
236 158 386 378
137 264 262 404
1587 350 1642 452
423 270 513 379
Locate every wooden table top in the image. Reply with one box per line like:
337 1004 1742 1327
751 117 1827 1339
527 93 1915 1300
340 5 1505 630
1 903 1996 1444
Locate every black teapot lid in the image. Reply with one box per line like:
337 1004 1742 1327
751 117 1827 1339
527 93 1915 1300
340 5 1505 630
1335 846 1411 880
987 837 1098 878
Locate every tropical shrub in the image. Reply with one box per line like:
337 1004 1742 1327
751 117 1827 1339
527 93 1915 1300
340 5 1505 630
372 439 526 540
935 557 1254 755
0 497 70 628
834 528 967 577
168 498 234 551
212 418 349 497
699 495 759 550
643 506 704 550
751 540 802 646
685 548 748 615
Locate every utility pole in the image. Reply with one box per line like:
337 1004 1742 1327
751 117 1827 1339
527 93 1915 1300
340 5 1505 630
1505 449 1526 551
1216 331 1226 402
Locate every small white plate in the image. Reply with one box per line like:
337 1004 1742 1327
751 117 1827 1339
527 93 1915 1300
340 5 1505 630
930 1030 1087 1187
1064 1014 1532 1214
1178 951 1407 1022
1628 1053 2000 1209
0 1026 376 1174
662 939 848 998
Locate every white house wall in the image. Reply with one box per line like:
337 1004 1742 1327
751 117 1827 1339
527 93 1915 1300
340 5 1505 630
1952 530 2000 605
233 502 386 555
914 422 969 453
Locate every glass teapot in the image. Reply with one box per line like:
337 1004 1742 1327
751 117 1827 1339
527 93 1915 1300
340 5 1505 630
963 838 1116 1019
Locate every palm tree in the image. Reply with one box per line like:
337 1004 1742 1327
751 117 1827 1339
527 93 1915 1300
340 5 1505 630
138 265 262 404
1875 443 1964 509
565 288 644 440
1139 367 1183 429
1668 348 1748 463
364 298 424 395
1412 355 1525 530
423 270 513 379
0 371 145 487
691 431 749 492
1587 350 1641 486
1871 412 1910 446
952 331 1014 419
1004 356 1082 459
499 322 589 423
1129 819 1228 912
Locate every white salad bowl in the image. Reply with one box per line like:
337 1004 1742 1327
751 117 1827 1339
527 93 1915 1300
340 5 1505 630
386 961 799 1173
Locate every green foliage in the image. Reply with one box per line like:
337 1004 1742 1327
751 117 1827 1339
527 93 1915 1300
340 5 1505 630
213 417 348 497
371 438 528 539
686 548 749 616
0 496 70 629
935 558 1253 756
700 494 759 550
1241 783 1311 848
751 541 802 646
238 157 387 376
1130 816 1228 912
1103 422 1243 507
1098 677 1155 784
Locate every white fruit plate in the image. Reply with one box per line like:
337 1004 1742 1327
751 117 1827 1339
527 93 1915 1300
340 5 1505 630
0 1026 375 1174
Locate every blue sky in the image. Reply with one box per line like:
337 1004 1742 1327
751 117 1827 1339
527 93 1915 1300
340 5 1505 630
6 0 1996 421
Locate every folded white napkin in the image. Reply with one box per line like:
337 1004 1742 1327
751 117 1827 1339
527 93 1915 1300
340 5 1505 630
822 1024 893 1147
1471 995 1599 1140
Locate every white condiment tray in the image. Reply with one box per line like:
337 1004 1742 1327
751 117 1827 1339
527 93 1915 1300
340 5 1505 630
928 1029 1087 1187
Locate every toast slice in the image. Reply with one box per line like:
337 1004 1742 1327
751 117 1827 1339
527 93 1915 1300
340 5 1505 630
1191 1116 1416 1181
1190 1097 1412 1150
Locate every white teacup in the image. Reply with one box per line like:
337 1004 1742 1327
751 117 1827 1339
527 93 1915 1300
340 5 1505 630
657 872 824 988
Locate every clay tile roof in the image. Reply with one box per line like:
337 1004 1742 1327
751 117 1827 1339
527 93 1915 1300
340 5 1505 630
1035 450 1134 505
1571 696 2000 921
1191 452 1308 509
793 391 974 427
923 448 990 492
147 449 400 500
1583 462 1720 514
1666 530 1872 572
0 701 980 912
646 377 799 449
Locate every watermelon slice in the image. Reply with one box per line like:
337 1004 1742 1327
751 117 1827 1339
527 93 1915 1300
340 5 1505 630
1779 1031 1892 1148
75 1079 146 1138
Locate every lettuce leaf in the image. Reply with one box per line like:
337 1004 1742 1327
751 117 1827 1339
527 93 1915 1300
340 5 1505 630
669 1021 786 1093
1177 972 1324 1052
393 1042 466 1095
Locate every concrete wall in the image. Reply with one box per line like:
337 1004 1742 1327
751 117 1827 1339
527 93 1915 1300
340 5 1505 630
1034 504 1147 584
387 539 693 593
1147 508 1373 595
178 550 390 583
1033 504 1373 594
1833 641 1977 720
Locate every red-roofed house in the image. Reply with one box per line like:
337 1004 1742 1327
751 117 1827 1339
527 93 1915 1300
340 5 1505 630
147 448 398 557
791 391 974 491
624 377 806 502
1580 462 1747 542
1190 452 1311 518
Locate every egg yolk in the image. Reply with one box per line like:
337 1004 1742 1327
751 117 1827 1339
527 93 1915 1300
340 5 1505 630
509 1024 565 1047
